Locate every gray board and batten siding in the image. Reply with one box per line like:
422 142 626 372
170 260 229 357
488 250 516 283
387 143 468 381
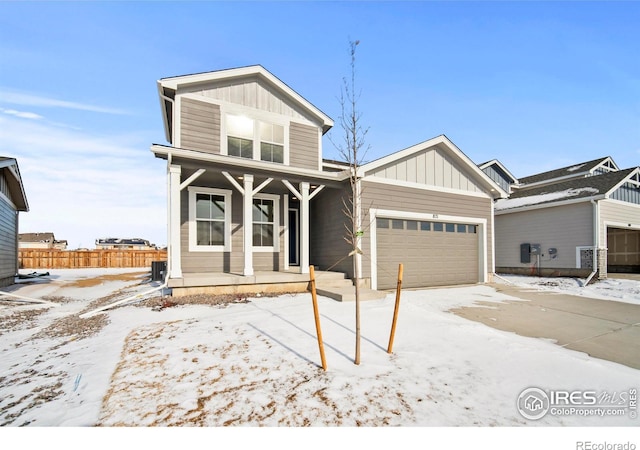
0 194 18 287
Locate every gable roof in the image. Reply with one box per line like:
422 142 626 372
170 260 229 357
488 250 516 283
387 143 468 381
19 232 55 243
495 167 638 212
0 157 29 211
360 135 509 199
157 65 334 143
478 159 519 184
518 156 617 186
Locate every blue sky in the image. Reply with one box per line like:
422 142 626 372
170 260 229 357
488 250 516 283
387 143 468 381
1 1 638 249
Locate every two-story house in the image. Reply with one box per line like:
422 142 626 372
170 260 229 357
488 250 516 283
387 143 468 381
151 65 506 296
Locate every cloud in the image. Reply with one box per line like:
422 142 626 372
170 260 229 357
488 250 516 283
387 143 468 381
0 115 167 249
0 107 43 120
0 89 129 115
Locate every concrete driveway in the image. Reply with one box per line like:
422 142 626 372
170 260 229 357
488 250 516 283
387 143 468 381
451 283 640 370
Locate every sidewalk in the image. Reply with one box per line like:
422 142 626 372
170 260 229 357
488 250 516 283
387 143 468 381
450 283 640 369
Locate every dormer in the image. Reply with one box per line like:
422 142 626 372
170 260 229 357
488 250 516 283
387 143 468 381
478 159 519 194
157 65 333 172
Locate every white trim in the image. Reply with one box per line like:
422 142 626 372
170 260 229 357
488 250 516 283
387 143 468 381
604 220 640 232
169 165 182 278
360 135 507 199
317 127 323 171
152 145 343 183
368 208 488 290
284 194 289 270
252 193 280 253
220 109 290 166
174 95 182 148
364 176 492 199
605 167 640 198
188 187 233 252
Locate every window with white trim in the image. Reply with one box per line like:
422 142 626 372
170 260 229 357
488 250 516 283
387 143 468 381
225 114 285 164
253 198 274 247
252 194 279 251
188 187 232 252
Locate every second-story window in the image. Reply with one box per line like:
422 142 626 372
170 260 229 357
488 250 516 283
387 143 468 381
225 114 285 164
227 115 254 159
259 122 284 163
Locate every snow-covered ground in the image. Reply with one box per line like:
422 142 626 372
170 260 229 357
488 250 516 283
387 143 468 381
496 273 640 305
1 269 638 447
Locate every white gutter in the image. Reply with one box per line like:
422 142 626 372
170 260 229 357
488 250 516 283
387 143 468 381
79 275 169 318
0 289 59 307
584 199 599 286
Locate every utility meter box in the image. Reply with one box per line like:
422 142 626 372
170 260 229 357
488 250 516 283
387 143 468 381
530 244 541 255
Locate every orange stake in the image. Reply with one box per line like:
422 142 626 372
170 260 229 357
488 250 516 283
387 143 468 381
387 263 403 354
309 265 327 370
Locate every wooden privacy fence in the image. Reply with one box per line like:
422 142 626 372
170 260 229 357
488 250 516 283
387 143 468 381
19 249 167 269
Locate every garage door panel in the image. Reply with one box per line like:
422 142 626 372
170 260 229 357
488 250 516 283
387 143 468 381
377 220 479 289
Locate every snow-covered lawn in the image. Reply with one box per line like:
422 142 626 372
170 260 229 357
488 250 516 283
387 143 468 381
1 269 638 445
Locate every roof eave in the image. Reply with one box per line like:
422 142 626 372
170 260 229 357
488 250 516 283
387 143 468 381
495 194 606 215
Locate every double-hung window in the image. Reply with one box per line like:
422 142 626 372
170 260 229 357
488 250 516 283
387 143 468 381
225 114 285 164
227 115 254 159
188 187 232 252
252 194 279 251
259 122 284 163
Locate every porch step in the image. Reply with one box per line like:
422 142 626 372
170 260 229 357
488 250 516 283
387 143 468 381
316 286 388 302
312 269 387 302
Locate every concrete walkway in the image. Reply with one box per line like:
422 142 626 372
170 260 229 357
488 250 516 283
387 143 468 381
450 283 640 370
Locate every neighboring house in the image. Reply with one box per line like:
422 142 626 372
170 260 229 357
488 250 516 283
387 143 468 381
95 238 156 250
151 65 506 295
487 157 640 278
19 232 67 250
0 157 29 287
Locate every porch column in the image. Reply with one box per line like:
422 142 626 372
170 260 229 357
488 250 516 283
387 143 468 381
243 174 254 276
300 181 310 274
168 164 182 279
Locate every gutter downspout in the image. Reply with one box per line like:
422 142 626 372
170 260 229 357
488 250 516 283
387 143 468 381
584 199 599 286
0 289 59 307
79 274 170 318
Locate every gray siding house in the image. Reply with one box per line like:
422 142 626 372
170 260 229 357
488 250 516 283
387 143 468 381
151 66 506 295
486 157 640 279
0 158 29 287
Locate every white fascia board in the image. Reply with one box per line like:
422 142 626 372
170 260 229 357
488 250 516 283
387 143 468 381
151 144 345 183
157 81 172 144
494 195 606 215
478 159 519 184
604 167 640 197
361 135 508 199
1 159 29 211
158 65 333 133
596 156 619 172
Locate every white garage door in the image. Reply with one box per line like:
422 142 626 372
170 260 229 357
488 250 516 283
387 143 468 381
376 218 479 289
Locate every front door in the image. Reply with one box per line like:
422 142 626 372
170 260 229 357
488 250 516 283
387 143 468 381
289 208 299 266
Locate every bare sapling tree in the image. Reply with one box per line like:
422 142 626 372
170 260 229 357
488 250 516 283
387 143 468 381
331 39 370 365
